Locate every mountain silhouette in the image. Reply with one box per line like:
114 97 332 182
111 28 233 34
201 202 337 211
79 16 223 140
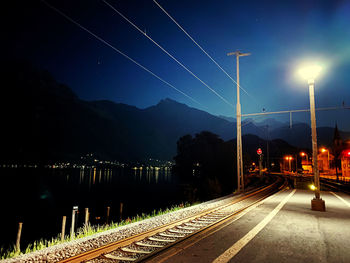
2 61 348 163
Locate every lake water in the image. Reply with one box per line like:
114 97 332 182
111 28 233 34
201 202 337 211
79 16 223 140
0 166 181 250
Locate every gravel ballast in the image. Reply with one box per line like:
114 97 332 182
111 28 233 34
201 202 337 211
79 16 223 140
2 191 250 263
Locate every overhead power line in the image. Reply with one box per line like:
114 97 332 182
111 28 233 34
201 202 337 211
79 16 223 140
102 0 234 108
153 0 263 110
40 0 203 107
241 106 350 117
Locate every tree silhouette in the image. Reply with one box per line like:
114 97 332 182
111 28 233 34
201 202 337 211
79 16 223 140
174 131 235 201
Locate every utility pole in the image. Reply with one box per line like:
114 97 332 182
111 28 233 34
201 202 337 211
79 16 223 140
227 51 250 193
266 125 270 171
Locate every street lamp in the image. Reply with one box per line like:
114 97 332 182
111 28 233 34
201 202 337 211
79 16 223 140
298 64 326 211
300 152 308 173
288 156 293 172
284 156 293 172
320 148 330 171
300 152 308 160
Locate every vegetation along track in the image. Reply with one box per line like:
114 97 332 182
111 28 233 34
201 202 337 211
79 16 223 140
59 176 285 263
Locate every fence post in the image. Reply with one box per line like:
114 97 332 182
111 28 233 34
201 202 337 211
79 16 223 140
16 222 23 252
120 202 123 221
85 208 89 227
61 216 66 241
106 206 110 225
70 206 78 239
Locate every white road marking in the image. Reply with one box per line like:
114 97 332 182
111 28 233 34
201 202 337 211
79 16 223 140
330 191 350 207
212 189 296 263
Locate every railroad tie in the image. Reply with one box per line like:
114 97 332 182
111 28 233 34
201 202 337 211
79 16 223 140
159 232 185 238
104 253 137 261
168 228 193 234
121 247 151 254
177 225 200 230
135 241 164 248
185 222 206 227
149 236 176 242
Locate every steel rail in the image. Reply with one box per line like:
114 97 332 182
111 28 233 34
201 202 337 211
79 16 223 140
139 180 287 263
320 179 350 195
59 177 283 262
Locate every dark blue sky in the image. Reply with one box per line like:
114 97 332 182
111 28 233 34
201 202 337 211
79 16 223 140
6 0 350 130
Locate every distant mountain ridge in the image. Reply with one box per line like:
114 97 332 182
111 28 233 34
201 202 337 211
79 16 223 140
2 61 349 162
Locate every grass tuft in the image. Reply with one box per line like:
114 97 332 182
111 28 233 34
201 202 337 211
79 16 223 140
0 202 190 260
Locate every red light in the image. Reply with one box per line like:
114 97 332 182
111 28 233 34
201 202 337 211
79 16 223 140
257 148 262 155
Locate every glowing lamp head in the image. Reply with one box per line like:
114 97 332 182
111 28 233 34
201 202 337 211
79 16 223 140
300 152 305 156
321 148 327 153
298 65 322 82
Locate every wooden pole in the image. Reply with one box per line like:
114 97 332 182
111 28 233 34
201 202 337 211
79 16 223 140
84 208 89 227
119 202 123 221
61 216 66 241
70 208 76 239
16 222 23 252
106 206 110 225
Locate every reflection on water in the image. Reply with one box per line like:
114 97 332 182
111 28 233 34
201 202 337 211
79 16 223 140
131 166 172 185
0 166 177 250
76 167 172 188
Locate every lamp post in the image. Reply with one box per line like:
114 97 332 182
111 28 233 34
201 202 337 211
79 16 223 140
321 148 330 171
284 156 292 172
300 152 308 173
288 157 292 172
289 156 293 172
300 152 308 161
298 65 326 211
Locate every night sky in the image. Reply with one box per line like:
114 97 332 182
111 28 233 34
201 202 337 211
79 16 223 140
6 0 350 130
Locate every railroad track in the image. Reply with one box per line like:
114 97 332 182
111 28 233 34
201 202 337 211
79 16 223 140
320 178 350 195
60 177 285 263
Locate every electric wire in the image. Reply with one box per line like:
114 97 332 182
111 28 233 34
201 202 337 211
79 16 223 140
153 0 264 110
102 0 234 108
40 0 203 108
